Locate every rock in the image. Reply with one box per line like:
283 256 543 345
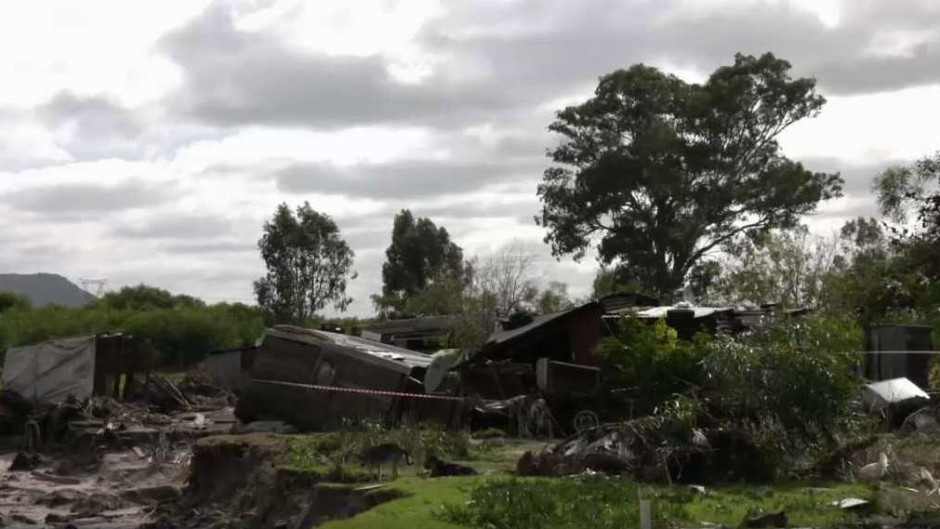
45 512 69 524
9 452 39 471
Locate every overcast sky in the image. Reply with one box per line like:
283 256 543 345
1 0 938 316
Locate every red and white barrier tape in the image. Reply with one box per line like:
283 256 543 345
252 378 465 401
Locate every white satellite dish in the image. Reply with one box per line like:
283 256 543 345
424 349 462 393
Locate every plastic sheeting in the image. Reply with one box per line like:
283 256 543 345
1 336 96 402
863 377 929 412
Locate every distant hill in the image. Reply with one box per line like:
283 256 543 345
0 273 96 308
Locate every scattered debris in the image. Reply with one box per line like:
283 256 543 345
833 497 871 512
517 416 769 484
863 378 929 427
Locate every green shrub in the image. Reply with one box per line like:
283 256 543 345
701 313 863 450
596 316 710 412
0 302 265 365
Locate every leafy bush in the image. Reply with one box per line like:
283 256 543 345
701 314 863 450
0 302 265 365
596 316 710 411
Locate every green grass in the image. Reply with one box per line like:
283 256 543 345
321 476 485 529
273 433 910 529
679 482 876 527
319 475 880 529
440 477 880 529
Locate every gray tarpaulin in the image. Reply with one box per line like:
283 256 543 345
2 335 96 402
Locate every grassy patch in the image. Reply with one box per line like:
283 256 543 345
277 426 484 480
321 476 485 529
441 477 877 529
321 475 880 529
274 432 934 529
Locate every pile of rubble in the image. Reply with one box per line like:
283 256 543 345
517 413 771 484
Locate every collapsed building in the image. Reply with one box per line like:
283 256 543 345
235 325 464 431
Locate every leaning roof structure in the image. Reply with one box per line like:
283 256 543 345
269 325 433 371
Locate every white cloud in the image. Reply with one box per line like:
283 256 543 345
780 85 940 164
0 1 209 107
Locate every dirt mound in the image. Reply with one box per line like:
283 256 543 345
156 434 399 529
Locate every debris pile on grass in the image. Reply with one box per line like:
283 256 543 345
518 412 773 483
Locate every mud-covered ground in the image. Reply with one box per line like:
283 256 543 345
0 405 235 528
0 446 189 528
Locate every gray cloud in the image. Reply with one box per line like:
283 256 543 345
157 1 940 134
801 157 901 197
39 92 141 141
341 228 391 252
159 4 518 129
424 0 940 100
113 214 236 240
4 179 177 215
162 240 254 254
276 158 541 199
415 198 540 220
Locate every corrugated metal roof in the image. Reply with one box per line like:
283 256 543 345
598 292 659 313
486 312 568 346
632 305 731 319
485 301 602 347
267 325 433 370
363 315 461 335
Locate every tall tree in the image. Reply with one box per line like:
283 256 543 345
475 241 541 318
254 203 355 324
705 226 839 308
871 153 940 308
376 210 465 312
536 281 575 314
537 53 843 297
819 216 912 321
